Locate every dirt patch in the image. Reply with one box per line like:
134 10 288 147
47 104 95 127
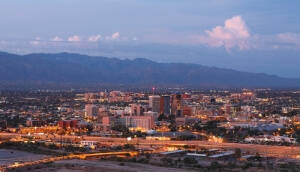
13 159 275 172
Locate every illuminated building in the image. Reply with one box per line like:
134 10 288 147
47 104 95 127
160 95 170 115
85 104 98 117
131 104 151 116
57 120 78 129
130 116 154 131
149 95 160 113
171 92 183 117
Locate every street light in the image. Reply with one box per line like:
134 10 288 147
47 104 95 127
127 137 131 144
226 131 228 141
135 135 140 150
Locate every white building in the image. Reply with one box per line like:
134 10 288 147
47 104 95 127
244 135 296 144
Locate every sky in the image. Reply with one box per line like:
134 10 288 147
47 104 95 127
0 0 300 78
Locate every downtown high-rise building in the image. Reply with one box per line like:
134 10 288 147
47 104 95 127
171 92 183 117
160 95 170 115
149 95 160 113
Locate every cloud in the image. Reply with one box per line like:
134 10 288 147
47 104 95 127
51 36 63 41
88 35 101 42
248 33 300 50
111 32 120 40
199 15 250 51
133 37 138 41
30 37 46 47
68 35 81 42
106 32 120 40
277 33 300 45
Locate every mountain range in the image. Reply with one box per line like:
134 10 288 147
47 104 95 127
0 51 300 89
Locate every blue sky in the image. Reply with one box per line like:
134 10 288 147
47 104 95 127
0 0 300 78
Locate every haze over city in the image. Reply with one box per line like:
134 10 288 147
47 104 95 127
0 0 300 78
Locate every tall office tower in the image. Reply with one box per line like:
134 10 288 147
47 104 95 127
149 95 160 113
160 95 170 115
171 92 183 117
85 104 99 117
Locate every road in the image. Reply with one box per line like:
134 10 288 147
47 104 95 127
1 133 299 158
2 149 137 170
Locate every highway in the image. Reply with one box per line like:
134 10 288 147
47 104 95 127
3 151 138 170
1 133 299 158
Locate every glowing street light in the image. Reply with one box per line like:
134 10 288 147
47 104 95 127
127 137 131 144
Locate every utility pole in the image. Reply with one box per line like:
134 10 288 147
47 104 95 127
265 144 268 172
138 136 139 150
61 133 63 149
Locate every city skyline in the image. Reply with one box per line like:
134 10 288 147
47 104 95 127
0 1 300 78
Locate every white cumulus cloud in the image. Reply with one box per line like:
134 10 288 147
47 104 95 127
68 35 81 42
88 35 101 42
111 32 120 40
199 15 250 51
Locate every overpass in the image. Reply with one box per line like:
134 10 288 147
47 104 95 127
79 151 138 159
2 151 138 171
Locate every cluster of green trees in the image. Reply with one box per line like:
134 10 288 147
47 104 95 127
110 143 136 151
279 162 300 171
157 114 176 132
64 145 85 152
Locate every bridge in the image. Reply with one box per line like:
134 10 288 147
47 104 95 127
79 151 138 159
1 151 138 171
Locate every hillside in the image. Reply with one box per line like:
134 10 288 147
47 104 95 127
0 52 299 89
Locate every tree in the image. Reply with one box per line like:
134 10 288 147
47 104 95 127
235 148 241 159
206 120 219 129
145 152 150 159
177 157 181 162
254 152 262 162
157 113 167 121
111 125 130 136
123 144 135 150
183 157 197 164
85 124 93 132
209 161 221 170
168 114 176 121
